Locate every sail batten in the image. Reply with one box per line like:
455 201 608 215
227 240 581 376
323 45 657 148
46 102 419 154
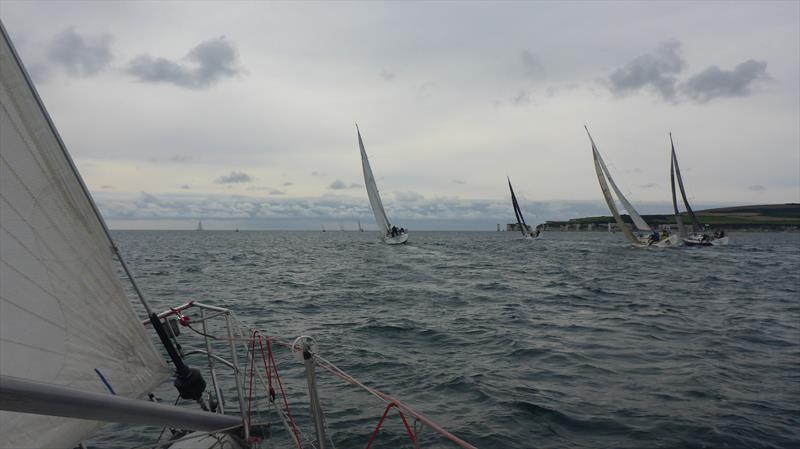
1 22 169 449
357 125 392 235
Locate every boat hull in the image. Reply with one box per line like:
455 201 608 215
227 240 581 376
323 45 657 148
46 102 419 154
635 234 680 248
383 232 409 245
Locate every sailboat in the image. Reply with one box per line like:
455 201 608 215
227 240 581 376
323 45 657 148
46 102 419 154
356 125 408 244
358 219 364 232
196 220 203 231
0 22 477 449
507 177 541 239
669 133 728 246
584 126 679 248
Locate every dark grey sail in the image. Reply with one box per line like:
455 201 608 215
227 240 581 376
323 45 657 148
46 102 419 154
508 177 529 236
669 147 687 238
670 133 703 231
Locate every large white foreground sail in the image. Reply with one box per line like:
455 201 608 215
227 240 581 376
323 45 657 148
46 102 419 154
356 125 408 244
0 23 169 449
585 127 677 247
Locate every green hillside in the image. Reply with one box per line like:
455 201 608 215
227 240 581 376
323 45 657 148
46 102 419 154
545 203 800 230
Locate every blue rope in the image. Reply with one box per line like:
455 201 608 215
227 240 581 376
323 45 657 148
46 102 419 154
94 368 116 395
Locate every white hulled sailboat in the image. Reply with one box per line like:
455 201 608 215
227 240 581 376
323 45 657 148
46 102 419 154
669 133 728 246
356 125 408 244
585 126 679 248
507 177 541 239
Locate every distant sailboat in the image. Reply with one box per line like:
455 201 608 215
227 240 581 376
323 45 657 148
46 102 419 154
669 133 728 246
358 219 364 232
357 124 408 244
196 220 203 231
507 177 541 239
585 126 678 247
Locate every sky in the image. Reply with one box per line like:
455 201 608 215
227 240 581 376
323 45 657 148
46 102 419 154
1 1 798 230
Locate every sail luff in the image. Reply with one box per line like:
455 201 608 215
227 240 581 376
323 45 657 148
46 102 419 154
357 125 391 235
670 134 703 231
585 127 641 245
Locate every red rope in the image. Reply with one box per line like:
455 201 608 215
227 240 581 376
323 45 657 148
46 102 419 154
267 337 303 448
364 402 419 449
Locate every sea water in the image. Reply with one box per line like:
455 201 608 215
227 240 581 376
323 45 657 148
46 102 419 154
90 231 800 448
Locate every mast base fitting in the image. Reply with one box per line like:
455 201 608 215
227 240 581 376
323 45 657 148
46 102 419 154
174 367 206 401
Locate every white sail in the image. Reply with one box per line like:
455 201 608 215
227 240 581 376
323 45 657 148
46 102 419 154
585 128 641 245
0 23 169 449
586 129 652 232
357 125 391 235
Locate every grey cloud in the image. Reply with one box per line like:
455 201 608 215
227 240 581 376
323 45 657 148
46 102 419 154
47 28 112 77
180 184 191 189
379 69 395 81
328 180 348 190
283 182 294 187
747 184 766 192
394 191 424 202
520 50 545 79
127 36 241 89
312 171 327 177
215 171 252 184
608 40 685 100
681 60 769 103
513 89 531 105
269 189 285 195
169 155 191 163
326 180 360 190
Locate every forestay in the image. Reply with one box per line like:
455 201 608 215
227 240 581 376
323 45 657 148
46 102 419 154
0 23 169 449
357 125 391 235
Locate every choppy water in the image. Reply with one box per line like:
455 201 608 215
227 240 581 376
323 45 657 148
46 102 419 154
93 231 799 449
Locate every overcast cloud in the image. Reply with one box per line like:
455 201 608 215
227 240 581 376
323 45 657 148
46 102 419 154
1 1 796 229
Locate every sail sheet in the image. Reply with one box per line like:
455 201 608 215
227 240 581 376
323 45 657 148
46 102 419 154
507 177 528 235
357 126 391 235
0 23 170 449
585 127 641 245
670 134 703 231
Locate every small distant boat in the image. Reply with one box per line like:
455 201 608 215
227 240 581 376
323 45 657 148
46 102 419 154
196 220 203 231
669 133 728 246
357 124 408 244
358 219 364 232
507 176 541 239
585 126 679 248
